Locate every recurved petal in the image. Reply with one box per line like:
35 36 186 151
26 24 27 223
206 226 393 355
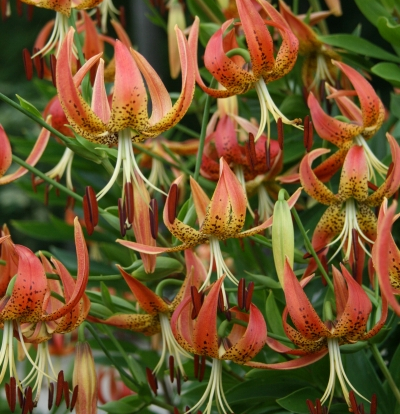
20 0 71 15
57 29 108 141
0 235 18 297
97 313 161 336
116 239 192 254
91 59 111 124
308 92 363 147
190 177 211 227
333 264 372 340
171 295 196 354
337 145 368 202
0 120 51 185
237 0 274 78
311 146 350 183
283 259 329 340
214 115 243 164
222 304 267 363
117 266 169 315
333 61 384 136
299 148 337 205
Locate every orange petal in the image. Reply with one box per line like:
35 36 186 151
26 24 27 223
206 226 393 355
20 0 71 15
0 125 12 177
190 177 211 227
91 59 111 124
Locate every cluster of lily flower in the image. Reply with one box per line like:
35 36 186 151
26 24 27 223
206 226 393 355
0 0 399 413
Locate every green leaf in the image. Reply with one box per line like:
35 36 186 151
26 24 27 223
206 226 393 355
100 395 146 413
318 34 400 63
277 387 321 414
372 62 400 87
198 23 220 48
15 94 43 119
131 257 184 281
186 0 225 25
354 0 392 26
265 290 286 337
377 16 400 47
391 93 400 119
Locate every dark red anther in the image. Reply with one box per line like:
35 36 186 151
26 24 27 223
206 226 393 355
306 399 316 414
319 79 326 103
368 181 378 191
307 120 313 152
5 377 16 413
55 371 64 407
277 117 284 150
193 354 199 379
44 184 50 206
1 0 8 20
349 390 359 413
83 186 99 236
387 162 394 178
176 369 182 394
237 278 246 310
245 281 254 311
124 182 134 224
24 387 33 414
149 198 159 240
246 133 257 171
146 367 158 395
199 356 206 382
174 408 180 414
118 198 127 237
265 140 271 170
22 49 33 81
70 385 78 411
48 383 54 410
167 183 178 223
16 0 23 16
303 245 326 259
17 387 23 408
63 381 70 408
352 228 359 261
218 288 225 312
55 175 60 197
169 355 175 383
95 7 101 27
27 4 33 20
50 54 57 87
303 115 309 150
191 286 203 319
370 394 377 414
32 47 44 79
224 309 232 321
120 6 126 27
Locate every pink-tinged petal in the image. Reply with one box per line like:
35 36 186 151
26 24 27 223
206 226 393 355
311 146 350 183
245 349 328 369
0 125 12 177
333 264 372 340
372 200 400 315
266 336 311 356
117 266 169 315
222 304 267 363
91 59 111 124
94 313 160 336
333 61 385 135
116 239 188 254
221 158 247 237
367 133 400 206
202 19 256 97
337 145 368 202
0 233 18 297
57 29 108 141
108 40 148 133
364 295 388 340
214 116 243 164
132 175 156 273
257 0 299 82
326 84 363 125
283 259 328 340
236 0 274 78
193 278 223 357
332 264 348 320
190 177 210 227
141 26 196 137
111 20 132 48
1 246 47 323
171 295 196 353
0 120 51 185
81 11 102 63
73 52 103 87
299 148 337 205
308 92 363 147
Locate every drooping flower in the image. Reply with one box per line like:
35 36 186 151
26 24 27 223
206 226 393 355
189 0 302 141
57 26 195 199
299 135 400 282
171 276 267 414
248 260 387 410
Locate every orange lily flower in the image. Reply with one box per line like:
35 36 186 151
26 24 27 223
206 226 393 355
57 26 195 199
248 260 387 409
308 61 385 183
0 217 89 406
189 0 302 141
93 250 205 380
299 135 400 282
171 276 267 414
372 199 400 316
117 158 300 288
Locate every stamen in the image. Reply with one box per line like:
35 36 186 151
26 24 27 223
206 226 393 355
168 183 179 223
63 381 70 408
6 377 16 412
55 371 64 407
17 387 23 408
149 198 159 240
303 245 327 259
169 355 175 383
16 0 22 16
349 390 359 412
24 386 33 414
303 115 309 150
237 278 246 310
174 408 180 414
22 49 33 81
83 186 99 236
70 385 78 411
387 162 394 178
120 6 126 27
277 117 283 150
265 139 271 170
306 399 316 414
370 394 377 414
50 55 57 87
191 286 203 319
194 355 199 379
218 289 225 312
124 182 134 224
176 369 181 395
246 133 256 171
224 310 232 321
32 48 44 79
199 356 206 383
146 367 158 395
351 229 359 262
245 282 254 311
319 79 326 103
27 5 33 21
368 181 378 191
48 383 54 410
307 121 314 152
118 198 127 237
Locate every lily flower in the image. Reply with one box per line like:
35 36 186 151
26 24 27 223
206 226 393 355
299 135 400 282
308 61 386 183
171 276 267 414
117 158 300 289
0 122 51 185
92 250 205 381
57 26 195 199
248 260 387 409
372 199 400 315
189 0 302 141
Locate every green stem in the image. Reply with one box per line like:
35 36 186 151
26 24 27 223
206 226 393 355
174 123 200 138
78 323 86 342
151 398 175 412
267 332 293 344
194 78 217 181
308 0 329 35
370 343 400 405
193 0 222 24
155 279 183 297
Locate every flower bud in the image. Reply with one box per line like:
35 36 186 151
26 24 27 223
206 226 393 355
167 0 186 79
272 190 294 286
73 341 97 414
